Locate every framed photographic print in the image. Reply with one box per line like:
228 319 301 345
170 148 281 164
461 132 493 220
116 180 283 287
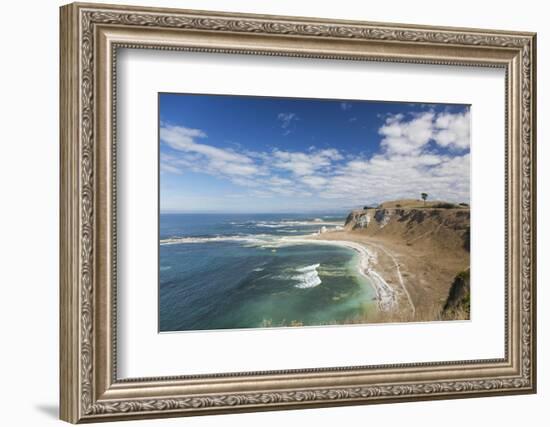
60 2 537 423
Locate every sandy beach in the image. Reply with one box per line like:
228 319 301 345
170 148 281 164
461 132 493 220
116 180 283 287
302 229 469 319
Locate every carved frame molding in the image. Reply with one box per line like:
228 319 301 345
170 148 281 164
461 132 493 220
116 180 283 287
60 2 536 423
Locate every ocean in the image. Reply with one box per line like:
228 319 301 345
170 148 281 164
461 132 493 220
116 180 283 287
159 213 377 332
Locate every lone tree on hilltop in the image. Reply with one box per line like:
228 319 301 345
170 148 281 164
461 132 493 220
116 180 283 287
421 192 428 206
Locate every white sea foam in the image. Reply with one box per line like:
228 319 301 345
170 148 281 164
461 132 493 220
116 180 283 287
255 220 344 228
295 263 320 273
254 222 287 228
159 223 342 246
293 264 322 288
265 237 397 311
160 234 274 246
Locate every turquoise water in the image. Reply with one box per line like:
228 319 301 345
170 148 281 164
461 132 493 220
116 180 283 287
159 213 376 331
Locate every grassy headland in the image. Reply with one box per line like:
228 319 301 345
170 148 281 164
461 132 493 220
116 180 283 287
306 199 470 323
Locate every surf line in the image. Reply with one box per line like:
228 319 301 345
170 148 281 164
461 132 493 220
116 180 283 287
273 237 398 312
364 241 415 316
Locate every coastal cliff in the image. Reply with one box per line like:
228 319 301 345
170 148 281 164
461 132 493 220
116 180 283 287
332 199 471 319
443 269 471 316
344 201 470 254
306 199 470 321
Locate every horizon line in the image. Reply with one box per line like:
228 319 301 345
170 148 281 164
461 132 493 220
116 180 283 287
160 210 353 215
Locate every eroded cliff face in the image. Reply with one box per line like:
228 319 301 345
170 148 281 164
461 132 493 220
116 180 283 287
443 269 470 315
345 207 470 253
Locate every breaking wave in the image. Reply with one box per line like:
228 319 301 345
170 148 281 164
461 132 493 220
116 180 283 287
255 220 343 228
293 263 322 289
160 234 274 246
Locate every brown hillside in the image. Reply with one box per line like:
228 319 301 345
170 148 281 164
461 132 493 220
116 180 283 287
336 201 470 316
377 199 469 209
345 205 470 253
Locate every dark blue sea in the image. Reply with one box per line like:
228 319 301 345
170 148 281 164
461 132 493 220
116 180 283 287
159 213 376 332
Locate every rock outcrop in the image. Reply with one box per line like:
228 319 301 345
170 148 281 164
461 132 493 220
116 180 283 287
344 204 470 253
443 269 470 315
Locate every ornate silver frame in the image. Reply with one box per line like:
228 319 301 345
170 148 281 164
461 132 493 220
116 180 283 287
60 2 536 423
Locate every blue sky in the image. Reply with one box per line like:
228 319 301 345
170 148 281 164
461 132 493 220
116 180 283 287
160 93 470 213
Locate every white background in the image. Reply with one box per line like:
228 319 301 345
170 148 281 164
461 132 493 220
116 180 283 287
118 50 504 377
0 0 546 426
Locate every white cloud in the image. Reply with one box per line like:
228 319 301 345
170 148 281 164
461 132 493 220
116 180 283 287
268 176 294 186
277 112 299 135
160 124 263 179
320 151 469 204
272 149 342 176
379 112 434 155
160 162 182 175
228 177 261 188
250 189 274 199
161 125 253 166
318 148 344 161
378 110 470 155
340 102 352 111
301 175 328 189
434 111 470 149
161 110 470 208
317 110 471 204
